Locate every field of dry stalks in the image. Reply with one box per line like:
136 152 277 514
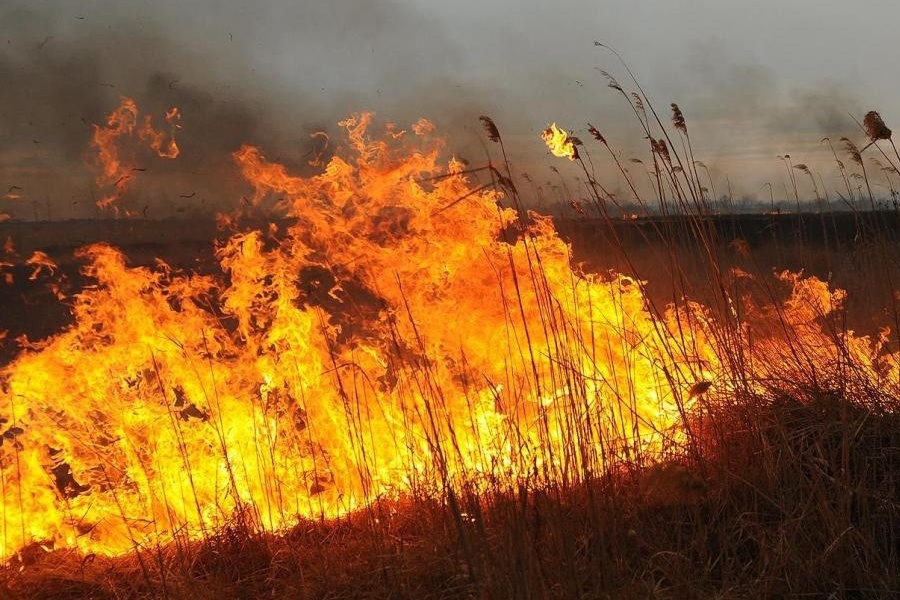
1 74 899 598
1 207 898 599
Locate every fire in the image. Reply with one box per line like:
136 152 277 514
542 123 578 160
90 97 181 211
25 251 57 281
0 107 896 560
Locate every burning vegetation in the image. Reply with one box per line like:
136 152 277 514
2 107 716 556
0 89 899 598
90 98 181 212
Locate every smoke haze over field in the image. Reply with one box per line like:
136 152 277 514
1 0 899 218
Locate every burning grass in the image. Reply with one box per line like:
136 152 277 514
3 398 900 598
0 81 899 597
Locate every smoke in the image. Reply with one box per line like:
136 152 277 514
0 0 510 218
0 1 893 218
766 84 861 137
639 40 871 203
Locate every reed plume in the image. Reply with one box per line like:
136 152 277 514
841 138 863 165
631 93 646 118
479 116 501 143
599 70 623 93
653 139 671 164
587 123 606 144
671 103 687 134
864 111 892 142
842 137 875 207
860 110 900 179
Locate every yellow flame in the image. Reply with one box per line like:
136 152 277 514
0 108 895 560
542 123 577 160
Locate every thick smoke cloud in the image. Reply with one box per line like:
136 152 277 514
0 0 897 218
0 0 505 218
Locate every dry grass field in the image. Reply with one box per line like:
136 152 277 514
0 86 899 599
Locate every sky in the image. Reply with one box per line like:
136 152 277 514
1 0 899 219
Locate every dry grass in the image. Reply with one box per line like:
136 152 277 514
2 210 898 599
2 394 898 599
2 57 900 598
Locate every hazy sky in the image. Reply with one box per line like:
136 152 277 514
2 0 899 218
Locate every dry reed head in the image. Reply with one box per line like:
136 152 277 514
479 116 501 143
653 139 671 163
793 164 811 175
863 111 892 142
671 103 687 134
631 92 645 115
841 138 863 165
569 198 585 215
587 123 606 144
600 70 623 93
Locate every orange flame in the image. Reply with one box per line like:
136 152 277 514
25 251 57 280
0 112 896 561
90 97 181 211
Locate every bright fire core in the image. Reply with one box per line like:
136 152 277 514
0 102 894 558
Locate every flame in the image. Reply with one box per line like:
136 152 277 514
1 238 14 287
542 123 578 160
25 251 57 281
90 97 181 211
0 112 896 560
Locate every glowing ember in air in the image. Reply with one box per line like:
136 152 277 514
542 123 578 160
90 97 181 211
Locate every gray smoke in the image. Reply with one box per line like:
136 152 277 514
0 0 511 218
1 0 896 218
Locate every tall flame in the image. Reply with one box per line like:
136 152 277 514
0 110 896 560
90 97 181 211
